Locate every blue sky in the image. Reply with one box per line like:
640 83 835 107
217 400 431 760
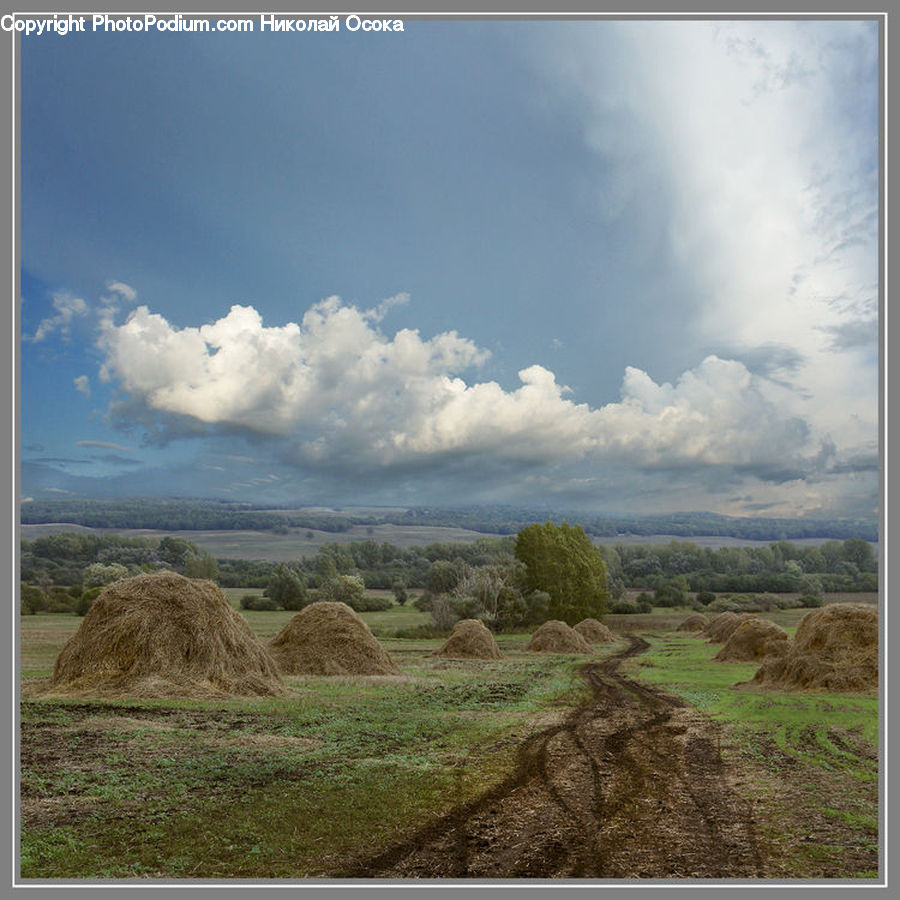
20 17 880 518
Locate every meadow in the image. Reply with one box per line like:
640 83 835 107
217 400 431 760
18 597 880 880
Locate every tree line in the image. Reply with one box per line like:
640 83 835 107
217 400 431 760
21 498 877 542
20 528 877 624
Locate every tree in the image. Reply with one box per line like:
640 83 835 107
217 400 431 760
514 522 609 625
318 574 367 609
184 551 219 582
82 562 130 588
266 564 308 610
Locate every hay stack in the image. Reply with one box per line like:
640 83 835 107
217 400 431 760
47 572 285 699
269 602 401 675
676 613 709 632
526 620 593 654
434 619 504 659
749 604 877 693
715 617 789 662
573 618 616 644
705 612 752 644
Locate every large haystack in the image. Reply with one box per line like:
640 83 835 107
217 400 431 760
715 617 789 662
748 604 877 693
46 572 285 699
676 613 709 633
705 612 753 644
526 620 593 654
573 618 616 644
434 619 504 660
269 602 401 675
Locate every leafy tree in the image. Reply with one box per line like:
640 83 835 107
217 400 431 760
266 564 308 610
83 562 130 588
318 574 367 609
426 560 462 596
392 580 408 606
184 551 219 582
514 522 609 625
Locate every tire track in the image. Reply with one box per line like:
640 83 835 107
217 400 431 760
342 634 764 879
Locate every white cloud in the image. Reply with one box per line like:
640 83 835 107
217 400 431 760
29 291 88 342
106 281 138 302
73 375 90 397
98 297 831 481
541 19 877 473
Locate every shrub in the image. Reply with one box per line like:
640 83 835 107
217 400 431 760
20 584 46 615
240 594 263 610
75 586 103 617
799 593 824 608
247 596 280 611
655 582 687 608
695 591 717 606
610 599 638 614
350 594 393 613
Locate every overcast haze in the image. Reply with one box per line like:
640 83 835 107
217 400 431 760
20 17 880 519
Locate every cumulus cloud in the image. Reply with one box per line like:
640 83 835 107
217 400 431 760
29 291 88 342
74 375 90 397
97 297 828 482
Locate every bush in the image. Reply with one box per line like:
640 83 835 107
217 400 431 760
695 591 717 606
245 596 280 611
654 582 687 608
799 593 823 608
413 593 433 612
240 594 263 610
609 599 638 614
75 586 103 616
350 594 393 612
20 584 46 615
46 590 76 613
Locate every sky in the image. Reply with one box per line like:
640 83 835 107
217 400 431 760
19 16 880 519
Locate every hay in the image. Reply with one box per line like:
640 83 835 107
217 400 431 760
704 612 753 644
526 620 593 654
748 603 877 693
434 619 504 659
573 618 616 644
676 613 709 632
269 601 401 675
44 572 285 699
715 617 788 662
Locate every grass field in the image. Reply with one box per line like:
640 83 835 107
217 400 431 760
624 631 879 877
20 618 595 878
18 599 880 880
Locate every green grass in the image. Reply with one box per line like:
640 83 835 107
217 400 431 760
19 642 600 879
625 632 878 750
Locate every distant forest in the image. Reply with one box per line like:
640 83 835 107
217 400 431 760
19 498 878 543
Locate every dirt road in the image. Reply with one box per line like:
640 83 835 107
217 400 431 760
345 635 766 879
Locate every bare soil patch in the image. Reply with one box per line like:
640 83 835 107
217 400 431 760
343 636 768 878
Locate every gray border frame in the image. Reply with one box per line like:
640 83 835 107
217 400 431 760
3 3 892 898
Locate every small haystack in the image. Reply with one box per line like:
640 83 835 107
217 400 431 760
574 618 616 644
269 601 401 675
434 619 504 660
526 620 593 654
715 617 789 662
45 572 285 699
705 612 752 644
748 603 877 693
676 613 709 633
